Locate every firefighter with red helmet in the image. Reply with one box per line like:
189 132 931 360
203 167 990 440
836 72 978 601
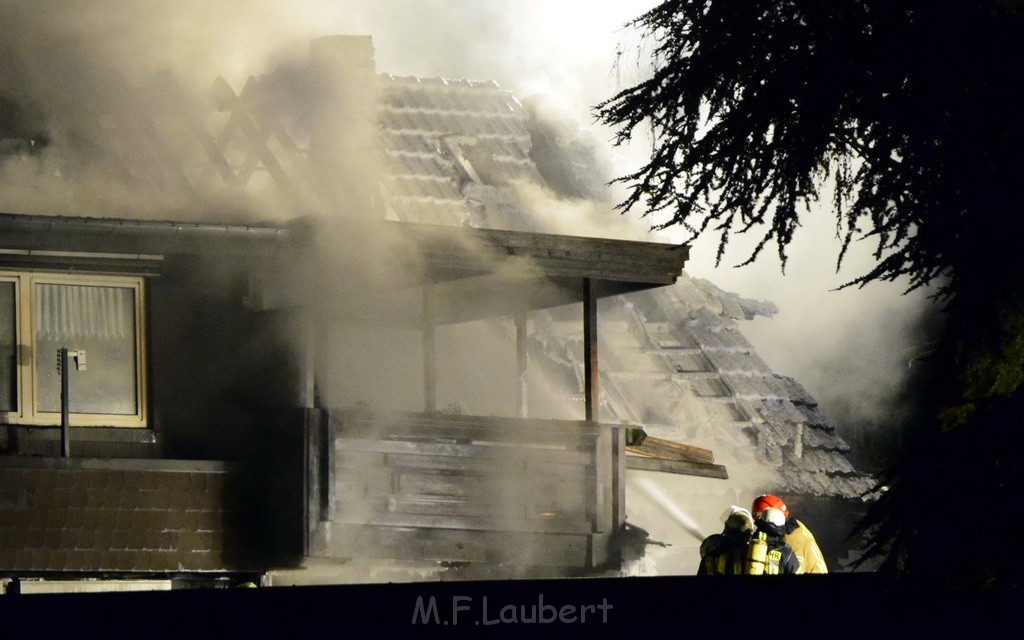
751 494 828 574
746 506 802 575
698 504 802 575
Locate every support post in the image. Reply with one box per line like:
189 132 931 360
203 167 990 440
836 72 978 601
612 426 626 531
515 314 528 419
300 316 318 410
423 283 436 413
583 278 598 422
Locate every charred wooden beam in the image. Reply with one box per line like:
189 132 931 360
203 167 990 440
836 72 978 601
624 455 729 479
208 75 300 202
626 435 717 465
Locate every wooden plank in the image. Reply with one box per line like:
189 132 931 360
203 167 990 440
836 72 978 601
374 493 590 520
334 467 394 495
393 470 587 502
317 523 592 567
335 461 590 500
337 422 600 446
338 411 606 437
383 452 529 473
330 505 595 534
397 451 589 473
624 455 729 479
335 438 592 465
626 435 717 464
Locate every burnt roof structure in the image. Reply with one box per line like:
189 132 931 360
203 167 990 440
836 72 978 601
363 59 875 503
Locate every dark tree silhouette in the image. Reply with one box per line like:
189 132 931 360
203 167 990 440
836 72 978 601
597 0 1024 588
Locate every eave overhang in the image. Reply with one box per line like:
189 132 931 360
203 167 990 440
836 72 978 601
0 212 688 324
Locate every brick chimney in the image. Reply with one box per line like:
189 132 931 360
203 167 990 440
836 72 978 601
308 35 379 217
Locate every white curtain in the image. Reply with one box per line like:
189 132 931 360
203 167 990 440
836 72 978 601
34 283 133 341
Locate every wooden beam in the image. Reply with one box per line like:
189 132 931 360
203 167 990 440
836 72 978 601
207 75 300 201
626 435 717 464
624 455 729 479
151 72 239 187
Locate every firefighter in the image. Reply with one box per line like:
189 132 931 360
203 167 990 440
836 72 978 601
746 506 802 575
697 506 754 575
751 494 828 574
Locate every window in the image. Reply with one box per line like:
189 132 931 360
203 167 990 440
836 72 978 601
0 271 147 427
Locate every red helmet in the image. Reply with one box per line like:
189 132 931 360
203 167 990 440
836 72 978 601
752 494 789 520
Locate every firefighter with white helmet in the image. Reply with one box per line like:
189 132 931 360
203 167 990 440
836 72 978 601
697 506 755 575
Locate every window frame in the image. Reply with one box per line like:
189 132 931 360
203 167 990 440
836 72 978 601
0 270 148 428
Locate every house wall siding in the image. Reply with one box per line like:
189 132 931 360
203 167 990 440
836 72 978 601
0 458 260 574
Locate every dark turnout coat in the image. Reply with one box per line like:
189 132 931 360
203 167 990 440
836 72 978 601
699 520 801 575
697 527 751 575
754 520 802 575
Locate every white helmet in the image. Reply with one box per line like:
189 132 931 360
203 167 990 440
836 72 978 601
758 506 786 528
724 506 754 532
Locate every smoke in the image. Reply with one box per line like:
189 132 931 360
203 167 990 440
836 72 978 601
674 204 944 472
0 2 292 220
0 1 325 90
1 1 656 218
631 476 706 543
587 8 945 469
514 182 650 242
0 0 943 577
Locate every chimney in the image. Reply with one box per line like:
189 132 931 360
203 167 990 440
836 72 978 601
309 35 379 217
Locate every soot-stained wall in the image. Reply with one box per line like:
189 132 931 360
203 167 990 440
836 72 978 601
148 254 302 462
145 253 307 565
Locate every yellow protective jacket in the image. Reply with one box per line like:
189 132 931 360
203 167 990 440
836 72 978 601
784 519 828 574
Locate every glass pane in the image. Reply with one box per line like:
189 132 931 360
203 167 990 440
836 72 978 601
0 281 15 412
34 283 138 415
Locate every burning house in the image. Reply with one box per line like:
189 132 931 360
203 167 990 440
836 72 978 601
0 35 874 592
